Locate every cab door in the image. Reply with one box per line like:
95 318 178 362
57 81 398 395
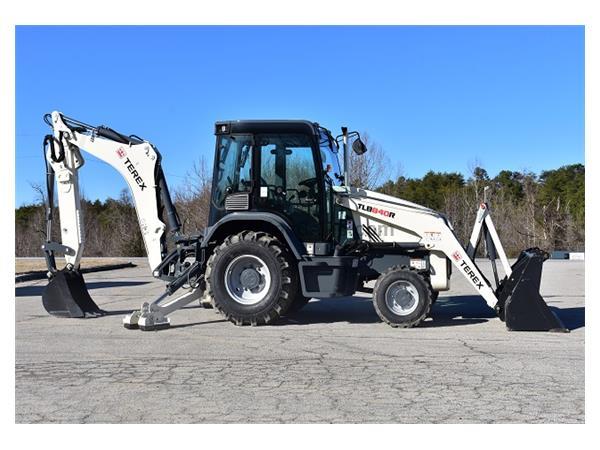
208 134 253 226
255 133 321 242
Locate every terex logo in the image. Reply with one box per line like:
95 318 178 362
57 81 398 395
460 260 484 290
123 158 147 191
357 203 396 219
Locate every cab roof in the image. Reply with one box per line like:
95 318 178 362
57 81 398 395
214 120 320 136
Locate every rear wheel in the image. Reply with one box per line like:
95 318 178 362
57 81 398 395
373 266 431 328
205 231 298 325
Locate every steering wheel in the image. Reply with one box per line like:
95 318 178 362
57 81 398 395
298 177 318 189
274 186 286 198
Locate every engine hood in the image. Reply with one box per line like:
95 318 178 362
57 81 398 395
334 185 439 216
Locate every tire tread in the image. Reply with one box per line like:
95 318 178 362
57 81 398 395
372 265 431 328
205 231 297 326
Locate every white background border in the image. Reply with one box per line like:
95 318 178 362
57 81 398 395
1 1 595 448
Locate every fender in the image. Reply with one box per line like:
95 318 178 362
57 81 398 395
201 212 306 260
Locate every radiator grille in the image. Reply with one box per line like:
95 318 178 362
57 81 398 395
225 193 250 211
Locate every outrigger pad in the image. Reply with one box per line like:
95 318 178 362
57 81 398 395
42 269 106 318
496 248 568 332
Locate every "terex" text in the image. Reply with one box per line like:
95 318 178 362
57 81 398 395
460 260 484 289
123 158 147 191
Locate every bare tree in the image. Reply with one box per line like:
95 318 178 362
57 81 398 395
17 141 585 258
15 183 49 256
348 132 390 190
173 156 212 234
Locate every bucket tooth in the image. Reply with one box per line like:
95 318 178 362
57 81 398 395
496 248 568 332
41 269 105 318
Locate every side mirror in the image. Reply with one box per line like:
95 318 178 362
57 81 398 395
352 138 367 155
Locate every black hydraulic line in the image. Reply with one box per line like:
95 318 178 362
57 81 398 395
156 166 181 233
166 262 203 295
42 135 57 273
43 134 65 163
61 114 96 131
367 242 424 250
96 126 143 145
43 113 53 127
46 112 97 134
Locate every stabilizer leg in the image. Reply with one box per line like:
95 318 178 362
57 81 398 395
123 288 202 331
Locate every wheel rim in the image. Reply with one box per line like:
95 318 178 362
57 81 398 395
384 280 419 316
224 255 272 305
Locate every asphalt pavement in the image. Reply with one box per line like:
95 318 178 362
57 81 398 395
15 258 584 423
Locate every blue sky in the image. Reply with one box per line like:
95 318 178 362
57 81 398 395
15 26 584 206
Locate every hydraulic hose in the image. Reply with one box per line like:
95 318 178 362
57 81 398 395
156 166 181 233
42 134 57 272
96 126 143 145
43 133 65 163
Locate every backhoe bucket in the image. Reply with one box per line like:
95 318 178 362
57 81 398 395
42 269 105 318
496 248 567 332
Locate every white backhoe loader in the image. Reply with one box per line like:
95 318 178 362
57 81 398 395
39 111 566 332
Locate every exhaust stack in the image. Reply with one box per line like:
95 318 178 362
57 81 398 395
341 126 349 187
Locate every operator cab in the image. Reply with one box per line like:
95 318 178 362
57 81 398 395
210 120 349 254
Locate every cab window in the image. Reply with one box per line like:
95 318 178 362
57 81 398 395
212 134 253 208
256 134 321 242
319 129 343 186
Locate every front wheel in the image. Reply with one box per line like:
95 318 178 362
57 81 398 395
205 231 298 326
372 266 432 328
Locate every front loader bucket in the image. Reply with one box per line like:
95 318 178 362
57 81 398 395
496 248 567 332
42 269 105 318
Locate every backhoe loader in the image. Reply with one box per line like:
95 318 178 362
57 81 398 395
39 111 566 332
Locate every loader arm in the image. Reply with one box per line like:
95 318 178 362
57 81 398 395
337 186 567 332
43 111 178 273
337 187 501 310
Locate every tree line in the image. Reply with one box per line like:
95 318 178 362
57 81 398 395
15 141 584 258
378 164 584 256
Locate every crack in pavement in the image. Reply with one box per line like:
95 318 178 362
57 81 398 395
16 353 584 423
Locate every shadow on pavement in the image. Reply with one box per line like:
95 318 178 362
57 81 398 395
550 307 585 331
88 296 586 332
424 295 494 327
278 294 494 327
15 280 150 297
431 295 585 330
181 304 203 310
169 319 228 329
432 295 496 318
278 296 380 325
100 309 139 316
